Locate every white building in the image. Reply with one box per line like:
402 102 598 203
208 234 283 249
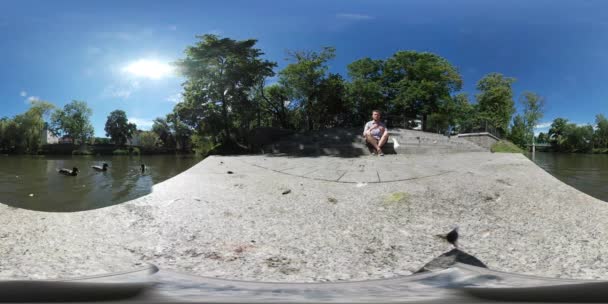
40 127 59 144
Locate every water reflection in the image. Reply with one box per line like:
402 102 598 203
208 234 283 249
0 155 202 212
528 152 608 202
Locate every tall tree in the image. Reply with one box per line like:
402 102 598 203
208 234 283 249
50 100 94 145
520 91 545 145
152 117 176 148
13 100 55 153
279 46 336 130
594 114 608 149
384 51 463 131
104 110 137 146
537 132 548 144
476 73 516 136
176 34 276 144
256 84 291 129
548 118 569 151
346 57 386 123
509 114 527 148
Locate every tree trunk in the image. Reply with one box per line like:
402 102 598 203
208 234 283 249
221 95 231 143
422 113 428 132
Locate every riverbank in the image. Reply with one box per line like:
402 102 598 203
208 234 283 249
2 152 608 282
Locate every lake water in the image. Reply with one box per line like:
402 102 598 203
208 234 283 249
529 152 608 202
0 154 203 212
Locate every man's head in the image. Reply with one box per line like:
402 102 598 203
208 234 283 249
372 110 382 121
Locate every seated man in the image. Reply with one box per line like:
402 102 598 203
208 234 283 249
363 110 389 156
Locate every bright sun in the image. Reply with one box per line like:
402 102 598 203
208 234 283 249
123 59 173 79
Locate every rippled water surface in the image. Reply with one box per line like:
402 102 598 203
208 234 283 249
0 155 203 212
529 152 608 202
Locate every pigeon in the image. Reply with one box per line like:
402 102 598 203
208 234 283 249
436 226 459 248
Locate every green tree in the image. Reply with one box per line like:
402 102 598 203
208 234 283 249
139 131 160 150
167 113 193 152
279 46 336 130
384 51 463 131
176 34 276 144
548 117 569 148
316 73 349 127
476 73 516 136
104 110 137 146
152 117 176 148
13 100 55 153
565 124 593 152
508 115 527 148
593 114 608 149
256 84 291 129
537 132 548 144
346 57 386 124
520 91 545 145
50 100 94 145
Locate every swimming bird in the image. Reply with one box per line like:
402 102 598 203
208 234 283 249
140 163 146 173
436 226 459 248
91 163 109 171
58 167 79 176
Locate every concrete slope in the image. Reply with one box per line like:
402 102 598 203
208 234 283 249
2 152 608 283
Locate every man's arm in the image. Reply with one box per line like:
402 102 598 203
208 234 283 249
363 122 370 136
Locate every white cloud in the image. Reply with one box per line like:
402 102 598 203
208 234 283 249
24 96 41 104
166 93 183 104
103 80 140 99
336 13 373 21
129 117 154 130
20 91 27 97
534 122 552 129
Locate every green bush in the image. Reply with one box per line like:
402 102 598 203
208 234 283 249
491 140 524 153
72 149 93 155
191 134 219 156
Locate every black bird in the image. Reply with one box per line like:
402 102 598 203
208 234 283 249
58 167 79 176
436 226 459 248
140 164 146 173
92 163 109 171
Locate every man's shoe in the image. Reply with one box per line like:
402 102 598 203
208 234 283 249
379 152 385 156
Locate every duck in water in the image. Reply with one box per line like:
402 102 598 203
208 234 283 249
58 167 79 176
140 163 146 173
92 163 109 171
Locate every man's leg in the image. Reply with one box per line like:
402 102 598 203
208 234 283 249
365 134 379 153
378 133 389 150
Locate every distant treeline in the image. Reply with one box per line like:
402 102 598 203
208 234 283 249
534 115 608 153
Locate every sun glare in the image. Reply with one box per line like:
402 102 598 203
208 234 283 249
123 59 174 79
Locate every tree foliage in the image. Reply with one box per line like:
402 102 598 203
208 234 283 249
176 34 276 145
50 100 94 145
139 131 160 149
279 46 336 130
476 73 516 136
104 110 137 146
385 51 462 130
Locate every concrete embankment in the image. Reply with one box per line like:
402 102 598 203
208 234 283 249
1 152 607 282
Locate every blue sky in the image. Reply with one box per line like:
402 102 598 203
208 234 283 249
1 0 607 136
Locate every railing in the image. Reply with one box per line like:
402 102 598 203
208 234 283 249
458 120 503 139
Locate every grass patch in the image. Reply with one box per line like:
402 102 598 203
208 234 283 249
592 148 608 154
383 192 410 205
491 140 524 153
72 149 93 155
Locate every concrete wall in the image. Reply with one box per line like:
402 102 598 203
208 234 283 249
457 132 499 149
